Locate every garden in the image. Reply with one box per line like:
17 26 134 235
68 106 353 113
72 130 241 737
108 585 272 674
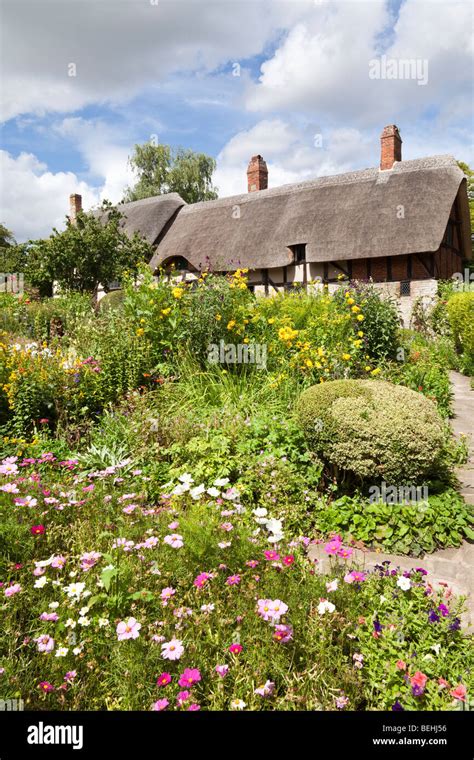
0 267 473 712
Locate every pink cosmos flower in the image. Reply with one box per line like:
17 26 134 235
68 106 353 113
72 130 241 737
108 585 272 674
64 671 77 682
337 547 353 559
4 583 21 597
324 538 342 555
160 587 176 605
157 673 172 687
178 668 201 688
438 678 449 689
254 680 275 697
215 664 229 678
35 634 55 653
51 555 66 569
246 560 259 568
226 575 240 586
151 698 169 711
116 617 141 640
188 704 200 711
344 571 367 584
335 695 349 709
168 521 179 530
163 534 184 549
1 483 19 493
161 639 184 661
282 555 295 566
264 550 279 561
38 681 55 693
228 643 243 654
450 684 467 702
80 551 101 571
257 598 288 622
194 572 211 588
40 612 58 622
30 524 45 536
177 690 190 705
273 624 293 643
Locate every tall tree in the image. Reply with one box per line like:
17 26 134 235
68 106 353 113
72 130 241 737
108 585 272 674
458 161 474 258
124 142 218 204
26 202 153 296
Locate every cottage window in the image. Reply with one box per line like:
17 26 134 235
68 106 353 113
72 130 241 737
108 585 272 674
400 280 411 297
289 244 306 263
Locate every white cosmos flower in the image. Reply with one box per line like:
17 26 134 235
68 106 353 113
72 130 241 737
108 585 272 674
317 599 336 615
34 577 48 589
190 484 206 500
55 647 69 657
230 699 246 710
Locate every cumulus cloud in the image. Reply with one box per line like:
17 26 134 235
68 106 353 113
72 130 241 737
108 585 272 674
0 150 99 241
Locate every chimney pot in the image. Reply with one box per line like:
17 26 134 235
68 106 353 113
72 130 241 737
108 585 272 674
380 125 402 170
247 155 268 192
69 193 82 224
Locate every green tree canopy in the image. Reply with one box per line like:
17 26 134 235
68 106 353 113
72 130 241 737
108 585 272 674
124 142 218 204
26 202 153 296
458 161 474 255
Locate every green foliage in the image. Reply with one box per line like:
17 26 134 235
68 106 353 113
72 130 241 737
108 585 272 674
25 202 153 294
317 490 473 556
124 141 218 203
334 281 401 360
297 379 448 485
446 291 474 374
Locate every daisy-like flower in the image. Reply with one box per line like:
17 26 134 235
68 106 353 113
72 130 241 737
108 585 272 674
214 477 229 487
200 604 215 614
98 618 109 627
226 575 240 586
4 583 21 597
38 681 55 693
228 643 243 654
161 639 184 661
317 599 336 615
178 668 201 688
0 482 19 493
55 647 69 658
34 576 48 589
0 461 18 476
163 534 184 549
64 582 86 598
51 555 66 569
35 634 55 653
254 680 275 697
80 552 101 572
116 617 141 640
160 587 176 605
273 624 293 643
157 673 172 687
215 664 229 678
326 580 338 593
151 698 169 711
230 699 246 710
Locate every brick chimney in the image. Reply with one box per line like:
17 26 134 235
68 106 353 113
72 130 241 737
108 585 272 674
380 125 402 170
247 155 268 192
69 193 82 224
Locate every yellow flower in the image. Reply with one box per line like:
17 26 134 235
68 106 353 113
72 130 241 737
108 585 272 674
161 308 171 316
347 297 355 305
371 368 381 376
268 318 275 324
351 305 360 313
136 328 145 337
305 358 313 368
227 320 236 330
365 366 372 372
140 318 146 324
215 314 222 321
342 353 351 361
357 331 364 337
243 338 249 344
172 287 184 299
357 314 364 321
278 326 299 342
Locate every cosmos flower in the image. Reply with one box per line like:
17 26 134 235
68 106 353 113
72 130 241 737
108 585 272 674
178 668 201 688
317 599 336 615
215 665 229 678
163 534 184 549
116 618 141 641
151 699 169 711
156 673 172 687
161 639 184 661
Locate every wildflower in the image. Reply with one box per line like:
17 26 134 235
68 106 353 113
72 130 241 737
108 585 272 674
282 555 295 566
161 639 184 661
116 617 141 641
326 580 338 593
356 314 364 321
428 610 440 623
353 653 364 669
438 678 449 689
273 624 293 643
226 575 240 586
449 617 461 631
246 560 259 568
40 612 58 622
31 524 45 536
257 599 288 622
80 551 101 572
344 571 366 584
1 482 19 493
157 673 172 687
263 550 279 561
200 603 215 614
317 599 335 615
254 680 275 697
228 643 243 654
160 587 176 605
38 681 55 693
215 665 229 678
178 668 201 688
4 583 21 597
391 700 404 711
397 576 411 591
35 634 55 653
230 699 246 710
78 616 91 626
438 603 449 617
64 582 86 598
64 671 77 682
151 699 169 711
98 618 109 627
188 704 200 711
335 695 349 709
51 555 66 569
450 684 467 702
194 572 211 588
410 671 428 696
164 534 184 549
177 691 190 705
172 288 184 299
55 647 69 657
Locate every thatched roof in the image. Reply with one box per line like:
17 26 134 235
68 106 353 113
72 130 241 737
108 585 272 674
114 193 185 245
122 156 470 272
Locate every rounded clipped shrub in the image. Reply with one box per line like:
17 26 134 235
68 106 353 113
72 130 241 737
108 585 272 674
296 379 447 484
98 290 125 312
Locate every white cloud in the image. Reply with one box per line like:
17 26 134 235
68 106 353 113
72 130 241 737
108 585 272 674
0 150 99 241
1 0 311 121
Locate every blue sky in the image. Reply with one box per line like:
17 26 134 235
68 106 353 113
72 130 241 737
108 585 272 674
1 0 473 240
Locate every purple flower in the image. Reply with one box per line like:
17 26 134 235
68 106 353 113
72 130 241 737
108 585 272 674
391 700 404 711
373 619 383 634
449 617 461 631
438 604 449 617
428 610 440 623
411 683 425 697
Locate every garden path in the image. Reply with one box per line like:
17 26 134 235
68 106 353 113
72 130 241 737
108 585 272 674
308 371 474 628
